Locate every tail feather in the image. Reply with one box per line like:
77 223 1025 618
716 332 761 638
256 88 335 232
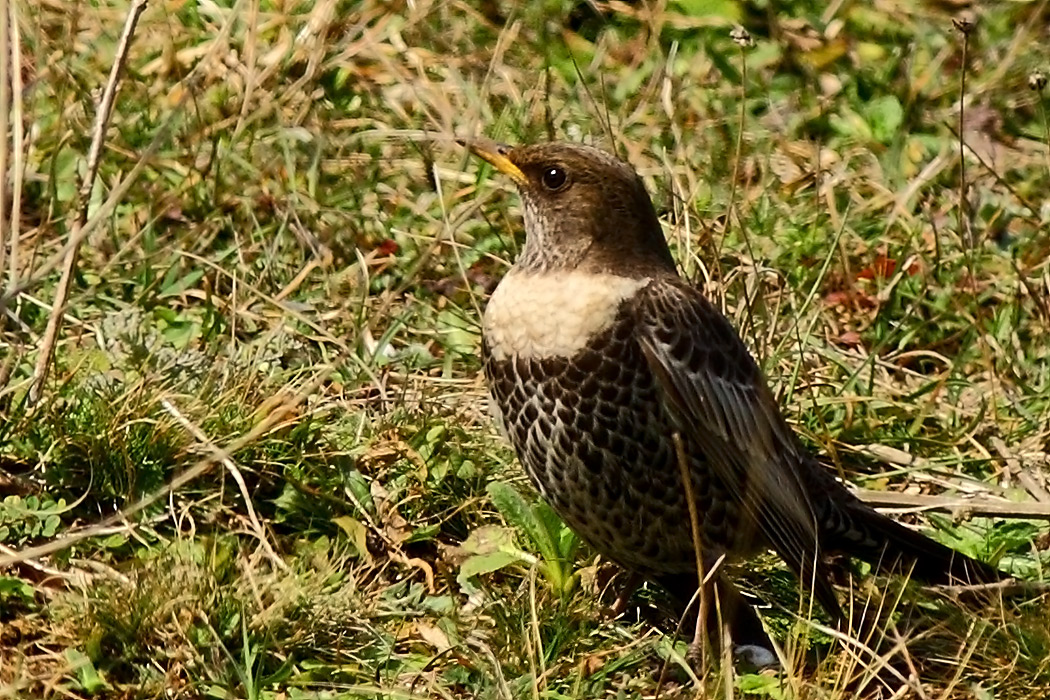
828 500 1005 585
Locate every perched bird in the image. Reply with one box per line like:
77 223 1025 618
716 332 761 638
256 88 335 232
467 138 1003 660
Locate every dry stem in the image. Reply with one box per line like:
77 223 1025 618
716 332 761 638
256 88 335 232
27 0 148 404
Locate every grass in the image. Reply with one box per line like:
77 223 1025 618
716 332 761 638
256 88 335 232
2 0 1050 697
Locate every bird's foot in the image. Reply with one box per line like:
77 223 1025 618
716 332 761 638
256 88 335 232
685 641 779 671
733 644 779 671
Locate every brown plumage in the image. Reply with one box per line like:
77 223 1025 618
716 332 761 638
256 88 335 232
469 139 1004 654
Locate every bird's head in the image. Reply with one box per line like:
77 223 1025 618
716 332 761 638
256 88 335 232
467 139 676 276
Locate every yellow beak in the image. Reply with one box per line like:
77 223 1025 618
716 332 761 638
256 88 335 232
463 137 527 186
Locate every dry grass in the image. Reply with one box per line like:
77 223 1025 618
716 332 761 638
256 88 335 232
2 0 1050 698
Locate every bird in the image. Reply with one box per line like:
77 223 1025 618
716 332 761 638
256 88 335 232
466 138 1005 662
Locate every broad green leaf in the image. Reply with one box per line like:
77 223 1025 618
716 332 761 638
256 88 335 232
671 0 741 22
487 481 557 562
457 550 525 596
457 526 533 594
737 672 785 698
344 470 377 519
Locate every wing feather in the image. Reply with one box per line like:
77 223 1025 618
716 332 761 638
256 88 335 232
632 278 841 617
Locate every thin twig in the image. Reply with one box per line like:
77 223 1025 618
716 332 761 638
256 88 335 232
0 0 10 291
935 578 1050 596
27 0 149 404
723 30 749 250
990 435 1050 503
956 21 970 248
6 0 22 299
0 542 103 585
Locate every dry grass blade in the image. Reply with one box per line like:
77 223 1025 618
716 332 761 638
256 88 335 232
0 2 8 293
856 489 1050 521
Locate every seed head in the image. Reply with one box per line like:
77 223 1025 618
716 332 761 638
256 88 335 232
730 26 754 49
1029 70 1047 92
952 12 976 35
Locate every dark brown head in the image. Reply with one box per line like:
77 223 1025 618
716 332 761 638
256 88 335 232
468 140 677 277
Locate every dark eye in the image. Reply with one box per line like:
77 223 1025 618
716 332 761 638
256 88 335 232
540 166 568 191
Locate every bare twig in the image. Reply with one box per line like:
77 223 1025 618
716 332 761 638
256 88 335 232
935 578 1050 596
954 14 973 247
6 0 23 298
990 436 1050 504
0 0 10 291
0 542 100 585
724 26 753 249
27 0 148 404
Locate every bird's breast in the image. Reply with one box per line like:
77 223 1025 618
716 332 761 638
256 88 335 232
482 269 650 362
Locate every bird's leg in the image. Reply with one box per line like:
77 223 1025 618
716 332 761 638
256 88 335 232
717 575 778 670
685 573 778 670
685 571 717 670
600 570 643 619
688 589 710 669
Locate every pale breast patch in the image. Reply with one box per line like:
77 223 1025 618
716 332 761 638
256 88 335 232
483 271 649 361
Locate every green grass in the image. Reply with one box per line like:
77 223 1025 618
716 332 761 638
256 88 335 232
2 0 1050 697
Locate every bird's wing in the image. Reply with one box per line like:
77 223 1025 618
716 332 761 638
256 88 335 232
632 278 841 616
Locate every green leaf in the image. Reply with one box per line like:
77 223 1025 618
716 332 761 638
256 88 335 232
344 469 377 518
671 0 742 21
864 95 904 144
487 482 558 563
157 268 204 298
436 309 478 357
405 524 440 544
457 525 533 595
457 551 527 596
0 576 35 603
830 106 873 141
533 501 576 558
64 648 108 694
737 672 785 698
460 525 520 556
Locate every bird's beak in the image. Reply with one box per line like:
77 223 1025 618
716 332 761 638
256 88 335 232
462 138 527 186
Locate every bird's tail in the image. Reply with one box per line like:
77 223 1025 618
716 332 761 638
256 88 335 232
825 498 1005 586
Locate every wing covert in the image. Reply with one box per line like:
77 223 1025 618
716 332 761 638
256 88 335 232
631 278 841 616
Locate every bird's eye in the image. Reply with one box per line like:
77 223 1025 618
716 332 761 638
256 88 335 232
540 166 568 191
